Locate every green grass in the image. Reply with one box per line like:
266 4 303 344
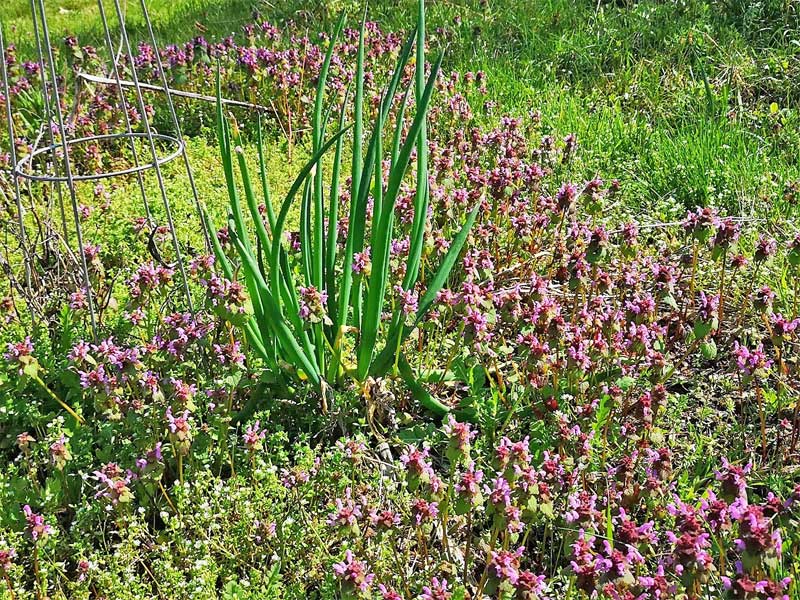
4 0 799 221
2 3 800 596
3 0 256 54
273 0 800 216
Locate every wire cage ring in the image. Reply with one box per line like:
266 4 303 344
12 132 184 182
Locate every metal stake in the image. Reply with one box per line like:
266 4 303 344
34 0 99 337
138 0 212 253
0 22 34 321
104 0 193 311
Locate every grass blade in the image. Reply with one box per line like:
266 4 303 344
269 128 350 319
415 202 479 323
257 114 277 232
404 0 429 292
371 201 480 377
391 87 412 167
215 67 250 256
397 353 450 416
300 177 313 287
325 85 350 330
229 225 321 385
336 9 367 331
230 124 272 272
356 54 443 380
337 25 418 334
313 13 346 304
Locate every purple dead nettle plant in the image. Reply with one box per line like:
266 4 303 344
3 2 800 596
304 398 800 598
333 549 374 598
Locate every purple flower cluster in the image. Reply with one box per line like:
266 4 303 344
333 549 374 595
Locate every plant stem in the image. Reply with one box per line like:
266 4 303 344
416 527 429 571
717 249 727 328
735 263 760 331
32 374 84 424
756 386 767 462
390 532 410 598
157 478 178 514
463 509 473 585
601 400 615 470
33 545 42 600
475 523 500 597
790 372 800 453
565 575 574 600
437 321 465 384
3 571 16 600
774 348 785 460
685 241 699 319
440 485 452 560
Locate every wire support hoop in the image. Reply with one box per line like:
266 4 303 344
12 132 184 183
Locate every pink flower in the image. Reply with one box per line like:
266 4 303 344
93 464 134 506
455 463 484 502
420 577 451 600
166 407 191 438
489 547 525 585
486 476 512 508
69 289 88 310
298 285 329 324
0 547 16 572
505 505 523 534
5 337 34 362
336 439 366 463
712 217 740 249
443 416 477 456
252 519 276 544
77 558 93 582
23 505 53 541
399 446 433 480
327 489 362 530
715 458 751 500
333 550 374 594
556 182 578 212
754 286 776 312
243 420 266 452
410 498 439 526
732 342 772 376
69 340 91 363
697 292 719 322
755 235 778 261
378 584 402 600
49 434 71 470
170 378 197 405
683 206 718 239
352 248 371 274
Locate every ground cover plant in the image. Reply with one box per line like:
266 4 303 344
1 0 800 599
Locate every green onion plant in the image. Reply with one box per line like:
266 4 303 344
204 0 479 415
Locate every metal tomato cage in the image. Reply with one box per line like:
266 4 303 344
1 0 211 339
